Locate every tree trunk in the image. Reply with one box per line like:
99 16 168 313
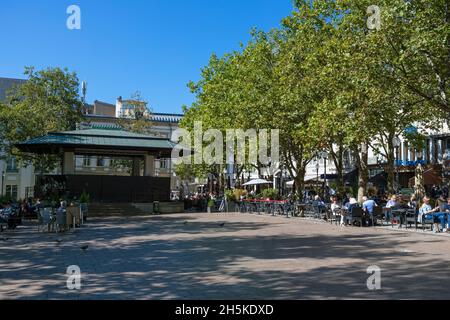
335 143 345 195
357 143 369 203
294 167 306 202
386 136 396 193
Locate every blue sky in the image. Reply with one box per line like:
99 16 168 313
0 0 294 114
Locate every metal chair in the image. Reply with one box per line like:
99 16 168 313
405 209 418 230
391 209 406 228
350 207 364 227
421 214 435 231
330 207 342 226
80 203 88 223
371 206 384 227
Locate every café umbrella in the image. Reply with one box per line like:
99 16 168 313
243 179 272 186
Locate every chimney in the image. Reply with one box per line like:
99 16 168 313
116 96 123 118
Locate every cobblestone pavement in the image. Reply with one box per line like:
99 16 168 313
1 213 450 300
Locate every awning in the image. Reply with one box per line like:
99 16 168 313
243 179 272 186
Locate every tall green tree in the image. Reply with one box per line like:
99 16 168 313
0 67 83 173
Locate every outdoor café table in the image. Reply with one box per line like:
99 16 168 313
391 209 408 228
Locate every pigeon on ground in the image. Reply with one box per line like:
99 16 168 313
183 221 189 225
80 245 89 252
55 239 63 245
0 237 8 241
219 222 226 227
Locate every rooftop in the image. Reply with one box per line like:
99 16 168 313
16 128 175 155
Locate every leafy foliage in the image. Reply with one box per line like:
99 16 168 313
0 67 83 173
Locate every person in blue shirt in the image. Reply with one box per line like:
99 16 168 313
443 198 450 232
419 197 442 233
363 196 377 215
362 196 377 226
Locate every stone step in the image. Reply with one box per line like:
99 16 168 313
87 203 146 217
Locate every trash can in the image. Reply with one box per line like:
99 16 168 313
153 201 160 215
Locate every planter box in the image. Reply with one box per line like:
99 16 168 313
133 202 185 215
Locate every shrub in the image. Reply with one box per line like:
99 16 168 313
261 188 279 200
80 191 90 204
233 189 247 201
224 189 235 202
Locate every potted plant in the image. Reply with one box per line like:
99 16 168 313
224 189 236 212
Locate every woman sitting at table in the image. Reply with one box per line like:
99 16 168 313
343 198 358 226
419 197 443 233
384 195 398 222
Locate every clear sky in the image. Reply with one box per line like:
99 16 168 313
1 0 295 114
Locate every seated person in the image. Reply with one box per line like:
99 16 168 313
443 198 450 213
313 195 326 212
419 197 443 233
330 197 341 220
385 195 397 221
343 198 358 226
0 203 13 221
408 195 419 210
362 196 378 226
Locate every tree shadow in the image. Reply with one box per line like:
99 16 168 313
1 215 450 300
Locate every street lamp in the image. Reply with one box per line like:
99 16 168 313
442 152 449 187
1 171 4 197
315 160 320 194
392 137 402 193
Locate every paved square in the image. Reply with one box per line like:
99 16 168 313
1 213 450 300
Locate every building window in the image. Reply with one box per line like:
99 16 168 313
25 187 34 199
160 159 168 169
96 157 105 167
6 157 18 173
5 185 18 201
83 156 91 167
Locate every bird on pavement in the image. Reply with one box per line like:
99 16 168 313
183 221 189 225
219 222 226 227
55 239 63 245
0 237 9 241
80 245 89 252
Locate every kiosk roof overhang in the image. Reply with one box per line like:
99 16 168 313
15 129 175 156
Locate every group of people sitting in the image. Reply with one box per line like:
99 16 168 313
0 202 18 231
328 194 450 232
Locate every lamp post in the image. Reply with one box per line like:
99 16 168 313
1 171 4 197
442 152 449 188
315 160 320 194
392 137 402 193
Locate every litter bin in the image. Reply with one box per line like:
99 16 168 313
153 201 160 215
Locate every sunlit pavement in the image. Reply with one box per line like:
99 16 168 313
1 212 450 300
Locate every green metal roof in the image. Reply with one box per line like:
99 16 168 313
16 128 175 154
